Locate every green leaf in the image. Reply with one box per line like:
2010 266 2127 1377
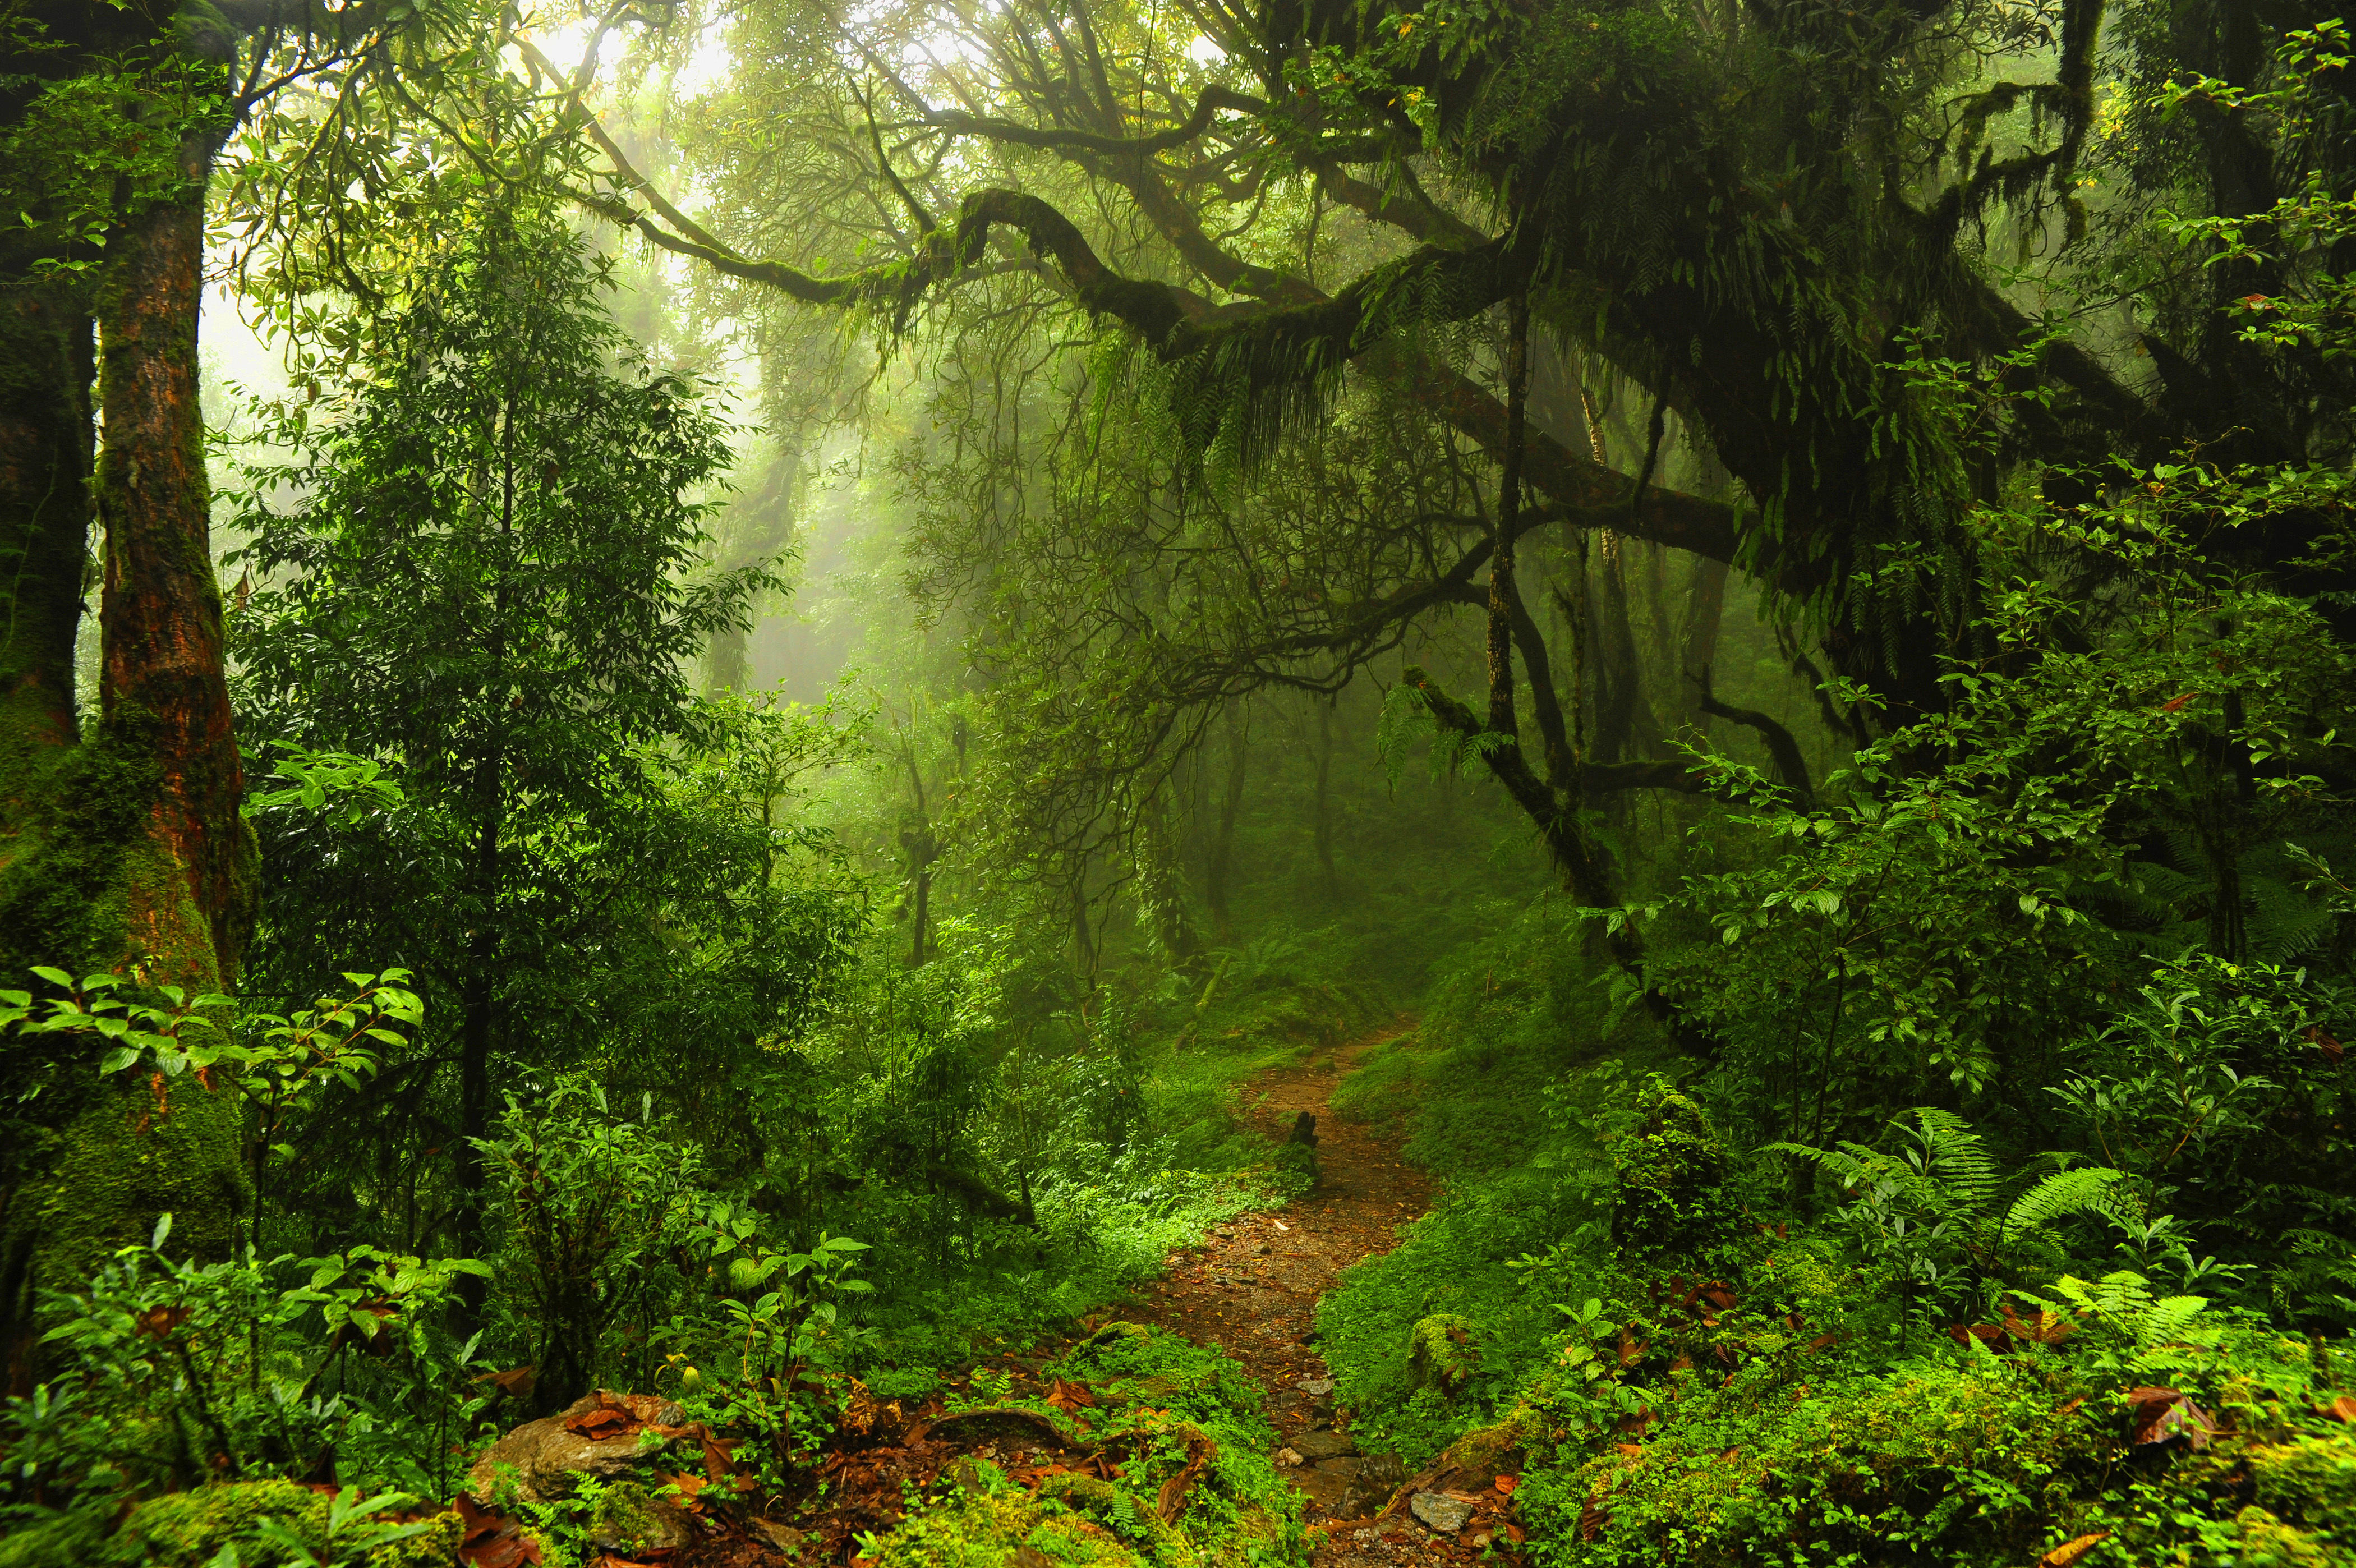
151 1212 173 1249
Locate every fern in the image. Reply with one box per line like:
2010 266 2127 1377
1908 1107 2000 1215
2140 1294 2212 1346
2003 1166 2128 1243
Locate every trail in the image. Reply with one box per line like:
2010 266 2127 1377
1125 1024 1499 1567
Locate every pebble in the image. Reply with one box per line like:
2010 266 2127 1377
1297 1376 1336 1396
1411 1492 1475 1534
1274 1447 1304 1467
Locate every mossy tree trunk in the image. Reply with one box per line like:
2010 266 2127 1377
0 112 253 1388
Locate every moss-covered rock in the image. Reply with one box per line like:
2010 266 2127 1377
1407 1313 1479 1397
109 1479 460 1567
1607 1078 1738 1263
867 1474 1151 1568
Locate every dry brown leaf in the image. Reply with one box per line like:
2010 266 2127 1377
2040 1532 2110 1567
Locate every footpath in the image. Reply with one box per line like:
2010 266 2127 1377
1126 1027 1512 1568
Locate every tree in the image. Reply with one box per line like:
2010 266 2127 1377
227 199 785 1276
524 0 2352 1032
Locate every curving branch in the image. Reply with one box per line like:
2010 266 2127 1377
1691 664 1815 809
919 84 1272 158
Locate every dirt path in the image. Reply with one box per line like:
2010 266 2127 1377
1124 1025 1499 1567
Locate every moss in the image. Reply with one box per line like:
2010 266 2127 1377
2253 1428 2356 1525
2226 1506 2345 1568
1607 1078 1738 1263
1409 1312 1479 1396
111 1479 458 1567
0 1508 111 1568
867 1478 1153 1568
1524 1363 2094 1567
0 712 250 1353
586 1480 675 1555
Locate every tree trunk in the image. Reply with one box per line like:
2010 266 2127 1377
1678 556 1731 734
96 178 255 986
0 274 92 754
1312 697 1339 904
1133 788 1199 963
1 165 252 1387
1204 706 1246 933
705 442 798 693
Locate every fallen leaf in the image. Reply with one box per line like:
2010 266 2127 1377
135 1305 191 1340
2318 1394 2356 1423
1044 1377 1098 1413
2041 1533 2110 1568
1493 1474 1518 1497
2127 1387 2215 1450
456 1495 544 1568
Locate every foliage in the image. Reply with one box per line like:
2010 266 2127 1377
1 1217 493 1528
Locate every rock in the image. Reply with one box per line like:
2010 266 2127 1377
586 1480 694 1555
1295 1454 1401 1518
1411 1492 1476 1534
467 1392 683 1505
1317 1454 1404 1486
749 1519 806 1553
1294 1428 1357 1460
1296 1377 1336 1397
1289 1466 1358 1514
1274 1447 1304 1467
1255 1243 1272 1255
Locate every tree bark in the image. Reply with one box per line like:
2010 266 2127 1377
2 159 252 1387
1678 557 1731 734
96 174 255 987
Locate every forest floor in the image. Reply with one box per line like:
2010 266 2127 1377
1124 1021 1525 1568
634 1022 1510 1568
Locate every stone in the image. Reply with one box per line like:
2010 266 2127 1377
1296 1377 1336 1397
1289 1466 1358 1515
748 1519 806 1553
587 1480 694 1555
1411 1492 1476 1534
467 1392 683 1505
1294 1428 1358 1460
1274 1447 1304 1467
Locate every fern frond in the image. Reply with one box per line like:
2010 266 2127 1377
1760 1140 1897 1190
2004 1166 2128 1241
2141 1294 2211 1345
1909 1107 1999 1216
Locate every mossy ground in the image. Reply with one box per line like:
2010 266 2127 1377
862 1327 1308 1568
102 1479 459 1567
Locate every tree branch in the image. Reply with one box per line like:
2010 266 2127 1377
1691 663 1815 809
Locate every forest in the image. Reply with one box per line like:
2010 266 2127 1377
3 0 2355 1565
